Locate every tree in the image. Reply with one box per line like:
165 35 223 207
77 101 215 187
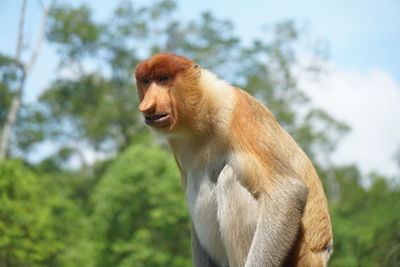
0 0 54 161
89 143 191 267
329 167 400 266
0 160 63 266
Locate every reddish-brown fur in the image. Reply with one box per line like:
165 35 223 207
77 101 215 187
135 53 196 100
230 89 332 266
135 53 333 267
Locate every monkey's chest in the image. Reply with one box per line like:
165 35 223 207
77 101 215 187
186 172 229 267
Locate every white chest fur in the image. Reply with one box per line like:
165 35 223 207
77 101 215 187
186 167 229 267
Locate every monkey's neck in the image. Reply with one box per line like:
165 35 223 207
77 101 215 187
167 69 237 166
168 134 229 174
194 69 237 135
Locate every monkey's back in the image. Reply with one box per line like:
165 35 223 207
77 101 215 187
230 88 333 266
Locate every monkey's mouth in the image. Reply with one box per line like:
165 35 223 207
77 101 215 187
144 113 170 127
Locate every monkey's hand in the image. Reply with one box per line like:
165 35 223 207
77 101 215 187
244 178 309 267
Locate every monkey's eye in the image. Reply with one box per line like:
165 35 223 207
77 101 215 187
142 79 149 84
158 76 169 82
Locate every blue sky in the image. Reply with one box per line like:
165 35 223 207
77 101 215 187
178 0 400 82
1 0 399 81
1 0 400 176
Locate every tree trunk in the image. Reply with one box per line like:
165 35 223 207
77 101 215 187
0 72 26 160
0 0 27 160
0 0 53 161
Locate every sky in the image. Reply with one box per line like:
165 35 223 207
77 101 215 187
0 0 399 177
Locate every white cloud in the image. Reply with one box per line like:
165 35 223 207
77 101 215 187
300 64 400 176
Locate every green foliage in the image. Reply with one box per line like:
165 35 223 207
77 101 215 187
0 161 61 265
330 167 400 266
47 4 103 63
39 73 140 151
89 143 191 267
0 160 95 267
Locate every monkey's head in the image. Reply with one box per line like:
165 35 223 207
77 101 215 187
135 53 201 133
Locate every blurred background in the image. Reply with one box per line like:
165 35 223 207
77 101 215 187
0 0 399 266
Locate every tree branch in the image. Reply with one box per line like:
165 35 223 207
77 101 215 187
26 0 55 73
15 0 27 62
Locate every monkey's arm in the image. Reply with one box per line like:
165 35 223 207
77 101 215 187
191 223 219 267
244 178 309 267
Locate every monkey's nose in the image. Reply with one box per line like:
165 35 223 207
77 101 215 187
138 101 156 114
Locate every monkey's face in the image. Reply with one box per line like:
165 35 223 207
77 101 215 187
136 75 176 131
135 53 198 133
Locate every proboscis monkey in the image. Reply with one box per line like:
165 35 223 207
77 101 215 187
135 53 333 267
